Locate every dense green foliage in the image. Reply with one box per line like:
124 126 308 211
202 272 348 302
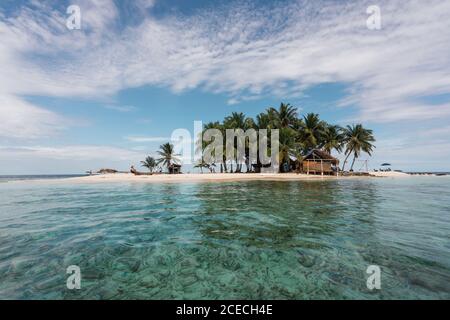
201 103 375 172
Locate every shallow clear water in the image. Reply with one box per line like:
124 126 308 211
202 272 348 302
0 177 449 299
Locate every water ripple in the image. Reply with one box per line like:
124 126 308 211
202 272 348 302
0 178 449 299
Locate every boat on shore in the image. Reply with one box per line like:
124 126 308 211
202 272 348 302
369 171 409 177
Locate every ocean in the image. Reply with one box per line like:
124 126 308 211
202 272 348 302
0 175 88 183
0 176 449 299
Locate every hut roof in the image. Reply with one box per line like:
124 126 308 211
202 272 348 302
97 168 118 174
303 149 339 164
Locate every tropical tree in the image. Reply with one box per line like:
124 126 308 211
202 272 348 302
200 121 227 172
255 112 271 129
290 145 305 174
341 124 376 171
268 103 298 128
156 143 179 171
278 127 297 172
298 113 326 150
223 112 254 172
194 159 210 173
196 103 375 174
141 156 157 173
322 125 344 154
224 112 247 129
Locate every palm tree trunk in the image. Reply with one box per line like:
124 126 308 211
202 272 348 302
341 152 351 171
350 155 357 171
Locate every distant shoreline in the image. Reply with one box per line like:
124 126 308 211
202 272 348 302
1 171 449 184
56 173 344 184
0 172 442 184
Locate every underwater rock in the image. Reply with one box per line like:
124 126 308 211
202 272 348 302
98 285 119 300
180 257 200 268
408 274 450 293
115 257 141 273
34 275 62 291
195 269 207 280
82 266 107 280
297 251 316 268
8 258 35 274
157 269 171 279
141 274 159 288
218 272 236 286
180 275 197 287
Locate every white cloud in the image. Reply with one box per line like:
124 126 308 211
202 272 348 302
368 139 450 171
1 0 450 170
1 0 449 122
0 144 145 174
418 125 450 138
0 94 65 139
0 145 142 161
104 105 137 112
136 0 156 10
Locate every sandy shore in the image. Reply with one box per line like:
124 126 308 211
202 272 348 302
62 172 344 184
7 172 419 185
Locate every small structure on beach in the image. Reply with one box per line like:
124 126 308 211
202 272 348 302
168 163 182 174
97 168 118 174
301 149 339 176
379 163 392 172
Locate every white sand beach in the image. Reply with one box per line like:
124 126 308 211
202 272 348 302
64 172 343 184
6 172 420 185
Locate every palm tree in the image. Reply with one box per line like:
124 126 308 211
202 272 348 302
194 159 209 173
322 125 344 154
290 145 305 174
298 113 326 151
224 112 247 129
341 124 376 171
256 112 271 129
278 127 297 172
141 156 157 173
223 112 254 172
252 112 272 171
201 121 227 172
195 103 376 174
156 143 179 172
268 103 298 128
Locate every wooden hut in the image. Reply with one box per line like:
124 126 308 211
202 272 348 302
168 163 182 174
302 149 339 176
97 168 118 174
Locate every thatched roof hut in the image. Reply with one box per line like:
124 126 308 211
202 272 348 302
168 163 182 174
302 149 339 176
97 168 118 174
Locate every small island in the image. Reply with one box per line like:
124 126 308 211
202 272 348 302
75 103 386 183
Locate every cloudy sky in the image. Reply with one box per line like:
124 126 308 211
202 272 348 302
1 0 450 174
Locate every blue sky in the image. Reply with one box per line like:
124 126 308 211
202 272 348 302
1 0 450 174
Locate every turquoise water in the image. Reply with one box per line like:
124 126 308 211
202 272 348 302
0 177 449 299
